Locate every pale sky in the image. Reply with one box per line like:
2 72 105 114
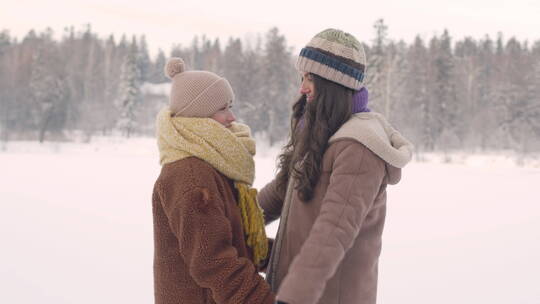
1 0 540 57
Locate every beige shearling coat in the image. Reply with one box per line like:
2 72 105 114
259 112 413 304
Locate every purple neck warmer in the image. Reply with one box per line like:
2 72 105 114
352 87 370 113
297 87 370 130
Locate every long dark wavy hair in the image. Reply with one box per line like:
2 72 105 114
275 74 354 202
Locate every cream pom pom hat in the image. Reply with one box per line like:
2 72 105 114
164 58 235 117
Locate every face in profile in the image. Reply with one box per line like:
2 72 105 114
211 103 236 128
300 72 316 102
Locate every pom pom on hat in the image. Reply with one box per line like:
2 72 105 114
165 57 185 79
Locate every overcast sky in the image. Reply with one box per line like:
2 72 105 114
1 0 540 57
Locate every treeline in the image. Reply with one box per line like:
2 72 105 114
0 21 539 153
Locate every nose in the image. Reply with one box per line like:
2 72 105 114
227 110 236 123
300 83 310 95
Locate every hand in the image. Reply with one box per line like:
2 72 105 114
257 238 274 273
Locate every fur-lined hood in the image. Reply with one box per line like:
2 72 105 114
329 112 414 184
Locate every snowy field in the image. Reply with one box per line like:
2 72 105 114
1 137 539 304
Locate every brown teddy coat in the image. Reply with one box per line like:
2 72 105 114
152 157 275 304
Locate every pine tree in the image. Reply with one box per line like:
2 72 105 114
401 36 430 151
29 42 68 142
528 58 540 140
223 38 245 111
207 38 222 73
149 49 168 83
453 37 480 148
137 35 151 83
190 36 202 69
79 37 108 141
115 42 141 138
428 30 458 151
102 34 120 134
261 27 296 144
0 30 12 141
501 38 540 153
236 37 265 132
475 35 498 150
16 30 44 135
0 30 8 56
365 19 387 101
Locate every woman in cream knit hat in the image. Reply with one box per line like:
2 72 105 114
152 58 274 304
258 29 414 304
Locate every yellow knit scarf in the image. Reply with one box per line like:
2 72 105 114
156 108 268 266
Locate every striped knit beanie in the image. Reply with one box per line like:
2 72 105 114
296 28 366 90
165 57 235 117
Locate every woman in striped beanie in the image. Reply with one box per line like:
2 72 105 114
258 29 414 304
152 58 275 304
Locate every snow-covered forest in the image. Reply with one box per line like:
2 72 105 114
1 20 539 153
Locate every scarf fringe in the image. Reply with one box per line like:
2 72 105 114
235 182 268 266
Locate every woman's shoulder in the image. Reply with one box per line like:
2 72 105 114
327 138 367 152
324 139 384 171
163 156 216 172
159 157 224 189
329 112 388 144
326 139 376 159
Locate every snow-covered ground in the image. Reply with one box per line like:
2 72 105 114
1 137 539 304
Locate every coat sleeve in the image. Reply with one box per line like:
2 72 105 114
159 180 275 304
258 177 285 225
276 141 386 304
